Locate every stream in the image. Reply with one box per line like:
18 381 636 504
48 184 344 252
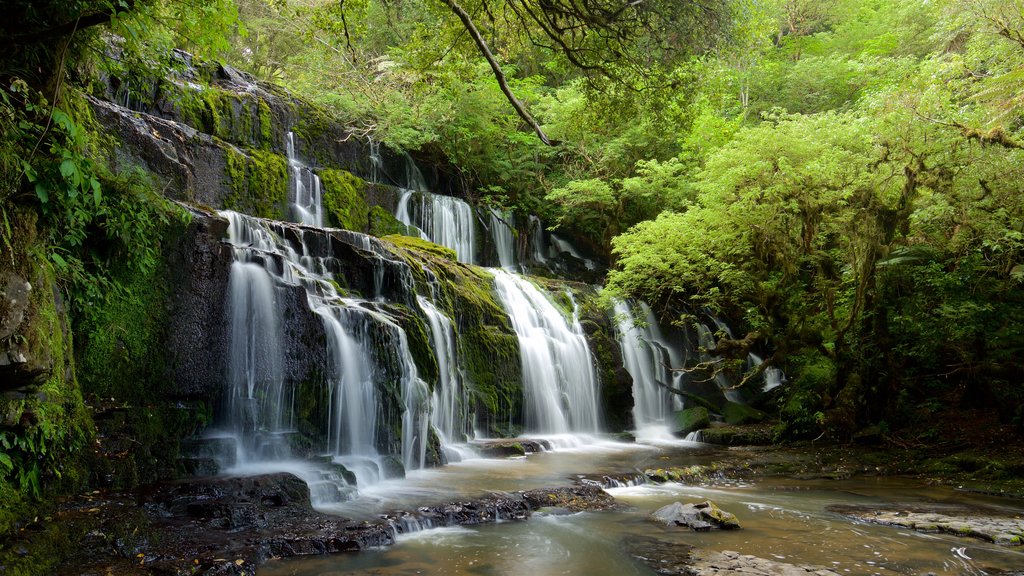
260 437 1024 576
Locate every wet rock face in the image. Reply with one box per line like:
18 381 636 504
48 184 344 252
827 503 1024 546
649 500 741 531
0 273 44 391
162 207 233 399
624 536 842 576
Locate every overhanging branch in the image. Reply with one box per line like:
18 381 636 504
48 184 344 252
439 0 555 146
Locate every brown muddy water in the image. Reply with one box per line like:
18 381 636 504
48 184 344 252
261 437 1024 575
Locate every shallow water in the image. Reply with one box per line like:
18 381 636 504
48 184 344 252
261 438 1024 576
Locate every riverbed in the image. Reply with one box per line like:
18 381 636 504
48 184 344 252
260 436 1024 575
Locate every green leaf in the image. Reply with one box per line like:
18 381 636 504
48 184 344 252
51 253 67 269
0 452 11 472
91 178 102 206
35 182 49 204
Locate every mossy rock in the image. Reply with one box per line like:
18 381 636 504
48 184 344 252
697 423 774 446
320 169 369 232
720 401 766 425
384 234 457 261
369 205 415 237
673 407 710 437
222 145 289 220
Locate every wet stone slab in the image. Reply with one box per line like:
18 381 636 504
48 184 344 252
827 503 1024 545
624 536 842 576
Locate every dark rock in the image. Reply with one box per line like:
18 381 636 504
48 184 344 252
649 500 741 530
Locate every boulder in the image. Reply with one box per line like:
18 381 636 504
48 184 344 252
673 407 710 436
649 500 741 530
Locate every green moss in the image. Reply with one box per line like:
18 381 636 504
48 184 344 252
721 401 766 425
223 145 289 219
0 211 92 539
320 169 369 231
369 206 417 237
674 406 710 436
258 99 274 149
383 234 457 261
381 239 522 433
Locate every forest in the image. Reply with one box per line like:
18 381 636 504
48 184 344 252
2 0 1024 573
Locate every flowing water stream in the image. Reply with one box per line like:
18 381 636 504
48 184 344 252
261 441 1024 576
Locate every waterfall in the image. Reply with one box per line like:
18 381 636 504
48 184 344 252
418 294 475 462
490 209 517 271
491 270 601 435
528 215 547 266
286 131 323 227
369 138 382 184
695 321 744 403
221 211 434 494
396 189 430 240
612 300 683 431
394 190 477 263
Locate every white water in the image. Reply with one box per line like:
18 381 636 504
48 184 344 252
696 321 744 403
489 208 517 271
612 300 683 434
395 190 477 263
527 215 547 266
491 269 601 434
286 131 323 227
418 294 476 462
221 211 436 497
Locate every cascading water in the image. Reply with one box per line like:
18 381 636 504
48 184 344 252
491 269 601 435
527 215 547 266
225 220 290 461
286 132 323 227
489 209 517 271
612 300 684 435
395 189 477 263
417 294 475 462
220 211 436 496
695 320 744 403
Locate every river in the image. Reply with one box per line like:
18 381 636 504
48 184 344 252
260 437 1024 575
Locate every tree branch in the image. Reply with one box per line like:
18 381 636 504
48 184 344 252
439 0 555 145
2 1 136 50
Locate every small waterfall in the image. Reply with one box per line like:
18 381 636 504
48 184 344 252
695 321 744 403
612 300 684 432
750 352 785 392
369 138 382 184
528 215 547 266
418 294 475 462
396 189 430 240
286 131 323 227
490 209 518 271
491 270 601 434
550 233 598 271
